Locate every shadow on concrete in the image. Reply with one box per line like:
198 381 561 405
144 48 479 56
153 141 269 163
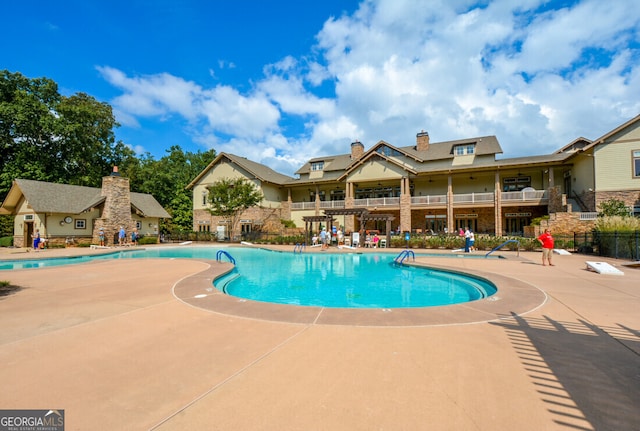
492 314 640 430
0 283 21 298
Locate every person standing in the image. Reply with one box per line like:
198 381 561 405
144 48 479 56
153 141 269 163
33 229 41 251
537 228 555 266
131 228 138 246
99 228 105 247
119 226 126 246
464 226 471 253
320 228 327 250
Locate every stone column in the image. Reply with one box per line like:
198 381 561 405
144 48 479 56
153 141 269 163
94 167 134 246
399 177 412 232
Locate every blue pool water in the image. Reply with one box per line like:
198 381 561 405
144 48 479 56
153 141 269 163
0 247 497 308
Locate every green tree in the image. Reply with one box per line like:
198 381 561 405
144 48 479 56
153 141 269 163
0 70 132 197
127 146 216 233
0 70 61 195
206 177 263 240
598 198 630 217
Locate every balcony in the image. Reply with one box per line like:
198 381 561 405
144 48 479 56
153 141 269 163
354 197 400 208
501 190 548 204
290 190 548 211
411 195 447 206
452 192 495 204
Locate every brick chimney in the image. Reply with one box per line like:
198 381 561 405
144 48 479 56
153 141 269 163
416 130 430 151
351 140 364 160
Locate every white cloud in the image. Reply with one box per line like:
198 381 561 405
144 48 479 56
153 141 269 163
100 0 640 175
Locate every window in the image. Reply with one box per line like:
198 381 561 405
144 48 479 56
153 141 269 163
503 176 531 192
74 219 86 229
633 150 640 178
376 145 403 157
202 191 208 205
311 161 324 171
454 144 475 156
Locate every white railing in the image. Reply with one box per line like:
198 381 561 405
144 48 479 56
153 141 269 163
579 212 598 220
291 201 316 210
452 192 495 204
320 200 345 209
291 190 549 210
411 195 448 205
501 190 547 202
353 197 400 207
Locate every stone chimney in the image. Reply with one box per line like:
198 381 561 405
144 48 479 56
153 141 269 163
416 130 430 151
351 140 364 160
93 166 135 246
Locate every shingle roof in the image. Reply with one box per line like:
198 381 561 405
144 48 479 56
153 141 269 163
0 179 170 218
187 153 295 189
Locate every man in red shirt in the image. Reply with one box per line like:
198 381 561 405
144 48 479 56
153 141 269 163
537 228 555 266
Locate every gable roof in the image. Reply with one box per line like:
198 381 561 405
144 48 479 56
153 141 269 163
187 152 295 189
582 113 640 151
0 179 171 218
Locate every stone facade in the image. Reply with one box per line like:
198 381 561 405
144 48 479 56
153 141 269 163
92 168 136 246
595 190 640 213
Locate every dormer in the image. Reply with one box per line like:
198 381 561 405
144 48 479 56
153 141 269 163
311 161 325 171
453 143 476 156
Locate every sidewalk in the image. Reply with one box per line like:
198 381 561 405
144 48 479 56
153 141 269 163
0 246 638 430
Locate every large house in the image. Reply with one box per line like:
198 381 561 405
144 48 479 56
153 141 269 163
0 168 171 247
189 115 640 240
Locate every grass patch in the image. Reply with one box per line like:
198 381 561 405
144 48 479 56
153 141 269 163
0 280 21 297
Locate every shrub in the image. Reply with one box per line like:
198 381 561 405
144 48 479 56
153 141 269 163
280 219 297 228
0 236 13 247
138 236 158 245
595 216 640 231
530 215 549 226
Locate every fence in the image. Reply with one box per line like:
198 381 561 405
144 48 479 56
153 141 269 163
573 230 640 260
161 230 639 260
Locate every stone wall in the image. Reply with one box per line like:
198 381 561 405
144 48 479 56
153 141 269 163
93 170 135 246
595 190 640 212
529 212 597 237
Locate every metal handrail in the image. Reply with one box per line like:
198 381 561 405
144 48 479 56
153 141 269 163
394 249 415 265
216 250 236 264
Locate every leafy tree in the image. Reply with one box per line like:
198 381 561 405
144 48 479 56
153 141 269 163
598 198 630 217
0 70 131 197
206 177 263 239
127 146 216 233
0 70 61 195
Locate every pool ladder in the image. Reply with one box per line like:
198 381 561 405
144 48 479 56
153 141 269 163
216 250 236 264
394 249 415 265
293 243 306 254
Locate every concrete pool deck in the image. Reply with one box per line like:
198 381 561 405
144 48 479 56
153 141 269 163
0 244 639 430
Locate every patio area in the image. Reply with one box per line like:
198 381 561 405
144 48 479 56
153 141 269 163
0 245 638 430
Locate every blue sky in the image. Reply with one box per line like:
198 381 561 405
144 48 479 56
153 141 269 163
3 0 640 176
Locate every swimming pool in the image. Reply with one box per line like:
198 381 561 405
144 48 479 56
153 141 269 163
0 246 497 308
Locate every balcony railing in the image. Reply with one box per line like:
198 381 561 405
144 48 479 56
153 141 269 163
452 192 495 204
411 195 447 206
290 190 548 210
501 190 547 202
291 202 316 210
353 197 400 207
320 200 346 209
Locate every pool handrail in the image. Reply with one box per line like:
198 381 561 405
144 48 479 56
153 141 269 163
394 249 415 265
216 250 236 264
293 243 306 254
485 239 520 258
